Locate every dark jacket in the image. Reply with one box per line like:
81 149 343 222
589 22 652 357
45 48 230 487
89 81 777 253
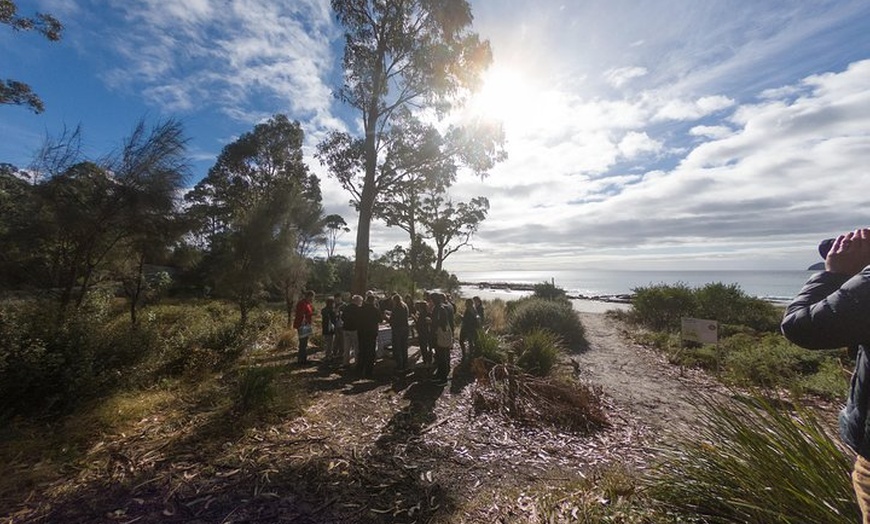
358 303 382 338
341 303 360 332
322 306 337 336
389 303 409 334
781 268 870 459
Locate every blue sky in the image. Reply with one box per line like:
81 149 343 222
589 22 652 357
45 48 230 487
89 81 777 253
3 0 870 273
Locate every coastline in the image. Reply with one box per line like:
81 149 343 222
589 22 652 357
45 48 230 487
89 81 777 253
458 283 631 314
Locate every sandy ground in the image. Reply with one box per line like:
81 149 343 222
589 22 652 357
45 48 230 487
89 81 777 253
574 311 722 434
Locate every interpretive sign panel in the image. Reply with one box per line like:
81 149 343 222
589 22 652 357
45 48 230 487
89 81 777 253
681 317 719 344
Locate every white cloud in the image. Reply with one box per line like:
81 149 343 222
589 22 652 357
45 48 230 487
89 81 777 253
100 0 336 124
618 131 662 158
654 95 735 121
604 66 648 88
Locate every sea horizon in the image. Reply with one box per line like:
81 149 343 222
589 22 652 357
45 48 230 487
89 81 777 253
455 268 815 305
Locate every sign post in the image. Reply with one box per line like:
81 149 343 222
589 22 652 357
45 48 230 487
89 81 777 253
681 317 720 373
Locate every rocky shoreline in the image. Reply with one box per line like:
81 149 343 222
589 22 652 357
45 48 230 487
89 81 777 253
460 281 634 304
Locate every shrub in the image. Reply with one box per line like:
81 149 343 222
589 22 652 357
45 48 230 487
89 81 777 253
235 366 278 411
694 282 781 333
477 329 507 364
646 394 857 523
513 328 563 376
631 283 696 332
532 281 567 300
507 298 586 351
799 357 849 400
722 333 821 390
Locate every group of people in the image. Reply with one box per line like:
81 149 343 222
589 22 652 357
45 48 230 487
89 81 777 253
293 290 485 386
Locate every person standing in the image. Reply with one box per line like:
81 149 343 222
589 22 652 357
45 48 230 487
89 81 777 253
432 293 455 386
414 300 433 367
473 296 485 326
341 295 362 367
389 294 410 373
357 294 382 378
459 298 480 360
321 297 338 362
293 290 315 365
781 228 870 522
332 293 345 360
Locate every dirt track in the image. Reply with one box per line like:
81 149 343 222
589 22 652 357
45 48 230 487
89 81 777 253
574 312 722 434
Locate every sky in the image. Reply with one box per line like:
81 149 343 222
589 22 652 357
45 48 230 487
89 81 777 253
3 0 870 274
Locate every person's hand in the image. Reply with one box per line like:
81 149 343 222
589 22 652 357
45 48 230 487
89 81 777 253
826 228 870 275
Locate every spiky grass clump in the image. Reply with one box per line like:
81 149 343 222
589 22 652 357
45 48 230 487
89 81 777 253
646 393 858 523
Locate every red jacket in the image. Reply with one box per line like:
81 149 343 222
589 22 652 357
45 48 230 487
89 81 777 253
294 298 313 329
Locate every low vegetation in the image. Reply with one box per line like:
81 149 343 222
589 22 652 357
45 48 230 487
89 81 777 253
611 282 849 401
646 394 857 524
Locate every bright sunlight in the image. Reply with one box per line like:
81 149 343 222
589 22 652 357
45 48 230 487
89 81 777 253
467 64 564 133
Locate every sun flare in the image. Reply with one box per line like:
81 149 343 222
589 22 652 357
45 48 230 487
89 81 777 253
467 64 558 132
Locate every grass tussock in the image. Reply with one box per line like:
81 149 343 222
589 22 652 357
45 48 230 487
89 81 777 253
645 393 857 524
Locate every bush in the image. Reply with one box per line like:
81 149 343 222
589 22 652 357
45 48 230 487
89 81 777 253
507 298 587 350
513 328 563 376
630 282 781 334
646 394 857 523
631 283 696 332
235 366 278 411
799 357 850 400
722 333 821 390
532 281 567 300
477 329 507 364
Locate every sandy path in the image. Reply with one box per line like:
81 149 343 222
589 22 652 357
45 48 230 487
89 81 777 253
574 311 722 434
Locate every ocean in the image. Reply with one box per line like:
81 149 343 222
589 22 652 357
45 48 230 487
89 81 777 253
456 268 817 313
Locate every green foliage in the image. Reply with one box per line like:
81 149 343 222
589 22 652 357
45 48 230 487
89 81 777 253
630 282 780 334
631 283 696 332
234 366 278 412
1 0 63 113
514 329 563 376
507 298 587 350
800 357 850 400
721 333 819 389
532 280 566 300
0 298 278 419
476 329 506 364
647 394 857 523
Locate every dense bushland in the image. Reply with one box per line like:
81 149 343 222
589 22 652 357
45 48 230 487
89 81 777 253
0 296 285 419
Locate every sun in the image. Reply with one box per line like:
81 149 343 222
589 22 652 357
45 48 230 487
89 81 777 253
467 65 553 132
467 65 538 128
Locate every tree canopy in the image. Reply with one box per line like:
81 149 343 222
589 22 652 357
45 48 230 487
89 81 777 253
1 0 63 113
318 0 505 294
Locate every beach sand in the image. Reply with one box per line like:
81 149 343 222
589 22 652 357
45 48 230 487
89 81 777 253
458 286 631 314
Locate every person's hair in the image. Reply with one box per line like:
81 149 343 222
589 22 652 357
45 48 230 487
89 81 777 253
305 290 315 298
465 298 474 308
365 295 376 304
392 293 403 305
326 297 334 306
473 296 482 304
333 292 342 300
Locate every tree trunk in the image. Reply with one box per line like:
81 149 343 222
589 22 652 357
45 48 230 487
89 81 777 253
129 253 146 325
353 109 380 295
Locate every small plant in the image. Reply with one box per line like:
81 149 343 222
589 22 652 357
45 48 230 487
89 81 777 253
235 366 278 411
514 328 563 376
631 283 696 332
646 393 857 523
477 329 507 363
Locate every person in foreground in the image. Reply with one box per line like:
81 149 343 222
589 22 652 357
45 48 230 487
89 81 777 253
781 228 870 522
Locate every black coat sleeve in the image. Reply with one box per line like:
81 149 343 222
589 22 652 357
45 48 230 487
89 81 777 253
781 268 870 349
